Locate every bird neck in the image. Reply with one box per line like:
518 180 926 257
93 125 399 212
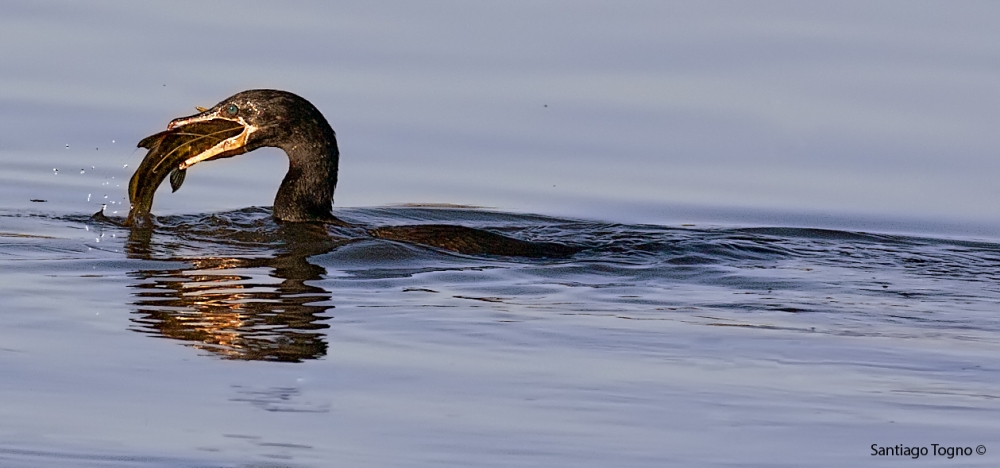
273 124 340 222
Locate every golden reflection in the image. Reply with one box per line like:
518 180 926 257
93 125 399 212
125 223 345 362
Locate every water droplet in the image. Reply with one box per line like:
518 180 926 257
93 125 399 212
87 194 91 201
65 144 69 149
112 140 116 143
123 164 128 169
103 195 108 199
80 169 85 174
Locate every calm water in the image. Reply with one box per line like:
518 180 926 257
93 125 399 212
2 2 1000 467
2 206 999 466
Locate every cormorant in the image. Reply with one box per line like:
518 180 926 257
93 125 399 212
128 89 339 224
125 89 577 257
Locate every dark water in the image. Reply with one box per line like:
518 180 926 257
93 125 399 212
2 206 998 466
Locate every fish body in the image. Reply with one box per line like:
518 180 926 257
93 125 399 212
125 119 244 226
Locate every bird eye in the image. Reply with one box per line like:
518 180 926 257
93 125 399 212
226 104 239 116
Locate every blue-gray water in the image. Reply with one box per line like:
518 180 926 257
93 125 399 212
2 1 1000 467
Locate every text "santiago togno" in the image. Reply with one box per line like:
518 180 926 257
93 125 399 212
871 444 986 459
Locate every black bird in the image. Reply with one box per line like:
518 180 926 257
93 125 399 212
126 89 578 257
128 89 340 224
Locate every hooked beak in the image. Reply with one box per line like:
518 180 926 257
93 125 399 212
166 108 259 170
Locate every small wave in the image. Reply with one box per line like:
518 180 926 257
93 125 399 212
4 206 1000 360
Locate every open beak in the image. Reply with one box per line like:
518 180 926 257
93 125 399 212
166 109 259 170
124 107 257 226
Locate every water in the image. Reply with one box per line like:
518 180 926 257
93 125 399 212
3 2 1000 467
2 207 998 466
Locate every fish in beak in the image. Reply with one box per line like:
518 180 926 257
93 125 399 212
124 105 258 226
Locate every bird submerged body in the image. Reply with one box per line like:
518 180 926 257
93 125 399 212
125 89 578 257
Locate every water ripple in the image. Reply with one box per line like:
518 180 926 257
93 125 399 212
5 206 999 360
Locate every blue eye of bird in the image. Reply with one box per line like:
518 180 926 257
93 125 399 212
226 104 239 116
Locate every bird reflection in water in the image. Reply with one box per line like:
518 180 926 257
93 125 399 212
124 222 346 362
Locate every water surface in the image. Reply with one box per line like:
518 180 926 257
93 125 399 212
2 207 999 466
2 2 1000 467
